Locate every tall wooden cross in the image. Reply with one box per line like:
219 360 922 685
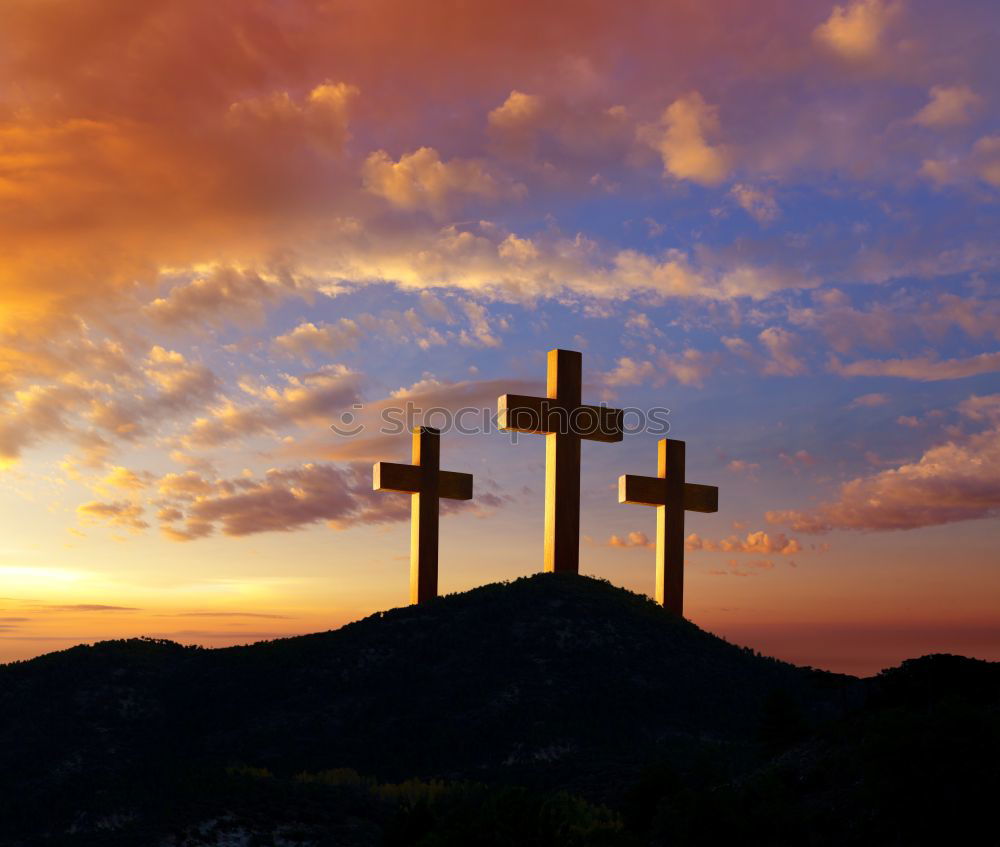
618 438 718 615
498 349 623 574
373 426 473 604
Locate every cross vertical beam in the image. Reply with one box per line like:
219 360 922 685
373 426 473 605
618 438 718 616
410 426 440 604
499 349 623 576
545 349 582 574
658 438 685 612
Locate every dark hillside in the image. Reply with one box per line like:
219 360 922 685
0 574 995 846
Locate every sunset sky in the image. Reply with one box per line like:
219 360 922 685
1 0 998 675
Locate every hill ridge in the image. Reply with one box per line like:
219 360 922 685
1 573 997 845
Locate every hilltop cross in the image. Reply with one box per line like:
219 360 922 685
499 349 623 574
373 426 473 604
618 438 718 615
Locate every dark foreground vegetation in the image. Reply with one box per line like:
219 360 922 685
1 574 997 845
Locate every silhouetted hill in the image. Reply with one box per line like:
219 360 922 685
0 574 997 846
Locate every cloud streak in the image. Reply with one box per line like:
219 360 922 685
830 352 1000 381
768 394 1000 532
157 461 505 541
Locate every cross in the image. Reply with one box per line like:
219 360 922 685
618 438 718 616
498 349 623 574
373 426 473 604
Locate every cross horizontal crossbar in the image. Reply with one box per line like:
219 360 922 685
497 394 623 443
373 462 473 500
618 475 718 512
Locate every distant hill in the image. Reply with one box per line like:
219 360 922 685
0 573 997 846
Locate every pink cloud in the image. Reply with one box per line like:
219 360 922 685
759 327 807 376
830 351 1000 381
848 393 890 409
686 531 802 554
768 394 1000 532
606 531 654 549
780 450 817 468
913 85 982 128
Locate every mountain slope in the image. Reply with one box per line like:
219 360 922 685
0 574 995 846
0 575 835 782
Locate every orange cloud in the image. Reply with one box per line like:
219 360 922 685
227 81 359 154
607 531 653 549
640 92 731 186
0 383 85 461
5 0 973 345
97 466 155 493
813 0 901 61
0 336 222 467
686 531 802 554
488 91 545 132
77 499 149 531
363 147 524 217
